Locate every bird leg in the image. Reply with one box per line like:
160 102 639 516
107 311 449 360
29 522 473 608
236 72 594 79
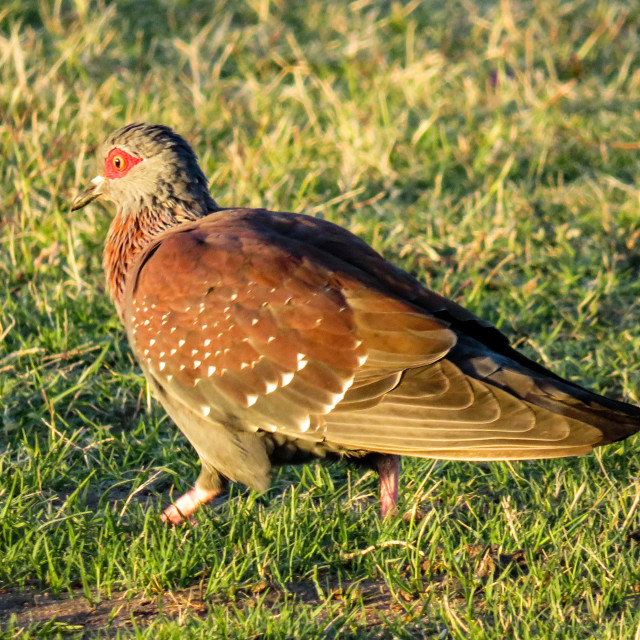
376 454 401 517
161 484 220 524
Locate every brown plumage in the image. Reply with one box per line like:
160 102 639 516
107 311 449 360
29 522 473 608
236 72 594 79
72 123 640 523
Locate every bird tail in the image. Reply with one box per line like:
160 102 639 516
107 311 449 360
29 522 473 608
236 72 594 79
325 334 640 461
451 335 640 447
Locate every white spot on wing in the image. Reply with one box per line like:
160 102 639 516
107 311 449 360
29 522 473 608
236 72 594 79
331 391 346 405
202 406 211 417
159 362 166 371
299 414 311 432
246 394 258 407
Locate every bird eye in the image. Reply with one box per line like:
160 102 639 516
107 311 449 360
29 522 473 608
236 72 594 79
104 148 142 179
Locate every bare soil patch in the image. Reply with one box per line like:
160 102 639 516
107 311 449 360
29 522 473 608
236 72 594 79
0 545 530 637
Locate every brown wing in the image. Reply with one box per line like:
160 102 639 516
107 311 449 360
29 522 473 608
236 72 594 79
123 210 631 466
326 360 600 459
124 218 455 445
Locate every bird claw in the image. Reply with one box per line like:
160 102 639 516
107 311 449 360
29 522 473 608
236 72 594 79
161 485 220 525
161 504 197 526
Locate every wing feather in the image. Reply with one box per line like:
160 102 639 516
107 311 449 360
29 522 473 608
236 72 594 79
123 212 623 470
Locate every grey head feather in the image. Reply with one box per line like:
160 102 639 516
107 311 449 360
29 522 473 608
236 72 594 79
100 123 218 219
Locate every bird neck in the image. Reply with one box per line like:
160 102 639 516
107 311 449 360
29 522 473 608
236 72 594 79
103 204 209 317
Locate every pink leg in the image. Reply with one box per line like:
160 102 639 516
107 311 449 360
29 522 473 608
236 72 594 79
161 485 220 525
377 455 400 518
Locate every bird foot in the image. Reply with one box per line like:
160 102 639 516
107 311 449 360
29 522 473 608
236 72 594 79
377 455 400 518
161 485 220 525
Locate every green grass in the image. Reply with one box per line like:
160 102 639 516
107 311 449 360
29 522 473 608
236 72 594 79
2 0 640 637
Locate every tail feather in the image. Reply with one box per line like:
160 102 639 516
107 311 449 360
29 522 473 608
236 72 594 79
451 335 640 446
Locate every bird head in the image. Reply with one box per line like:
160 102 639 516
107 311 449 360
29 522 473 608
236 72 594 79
71 123 217 218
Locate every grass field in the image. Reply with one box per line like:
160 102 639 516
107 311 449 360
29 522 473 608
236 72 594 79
2 0 640 637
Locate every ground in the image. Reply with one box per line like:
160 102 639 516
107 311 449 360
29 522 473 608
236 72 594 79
2 0 640 638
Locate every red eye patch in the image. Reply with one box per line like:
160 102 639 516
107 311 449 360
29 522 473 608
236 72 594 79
104 147 143 179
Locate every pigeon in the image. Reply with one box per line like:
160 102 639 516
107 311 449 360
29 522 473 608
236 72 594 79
71 123 640 523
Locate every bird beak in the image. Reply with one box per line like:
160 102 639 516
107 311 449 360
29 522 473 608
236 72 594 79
71 175 105 211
